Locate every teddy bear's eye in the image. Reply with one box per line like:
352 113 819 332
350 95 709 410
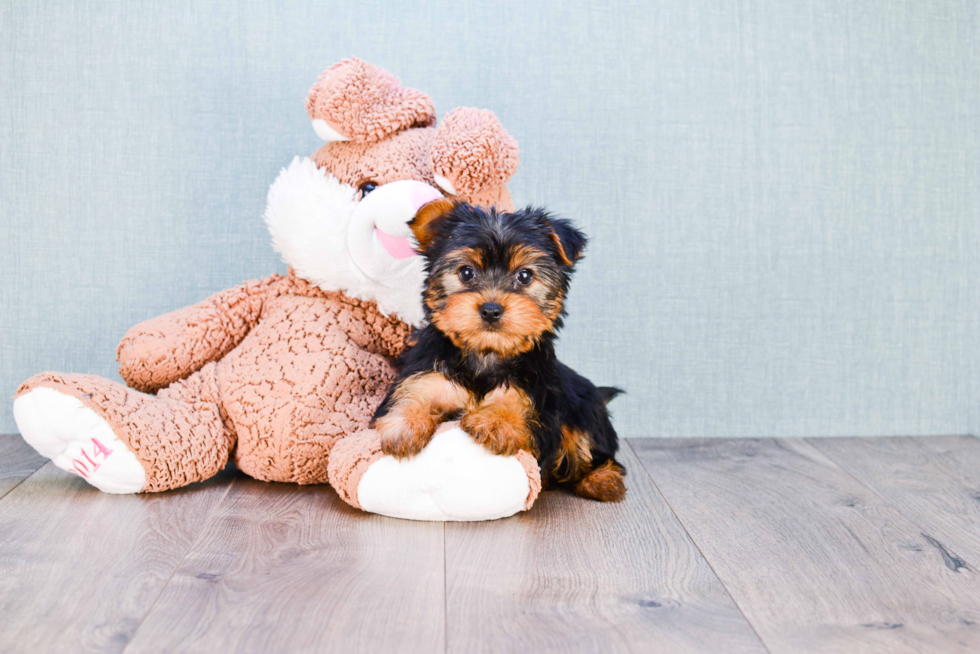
359 181 378 196
458 266 475 283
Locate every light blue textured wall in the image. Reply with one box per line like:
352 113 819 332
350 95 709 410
2 1 978 438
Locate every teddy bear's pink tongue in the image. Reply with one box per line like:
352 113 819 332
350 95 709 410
375 226 417 259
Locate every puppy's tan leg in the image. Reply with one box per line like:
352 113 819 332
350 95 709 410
375 372 468 458
552 425 593 485
574 459 626 502
461 386 538 457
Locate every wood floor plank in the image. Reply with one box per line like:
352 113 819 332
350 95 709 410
124 477 445 654
631 438 980 654
0 462 233 654
0 434 46 500
809 436 980 569
444 444 767 654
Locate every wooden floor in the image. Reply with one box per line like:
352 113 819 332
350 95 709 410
2 435 980 653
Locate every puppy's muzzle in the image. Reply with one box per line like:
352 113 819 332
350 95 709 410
479 302 504 324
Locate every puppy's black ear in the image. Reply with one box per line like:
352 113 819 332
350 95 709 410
546 217 587 266
410 198 456 252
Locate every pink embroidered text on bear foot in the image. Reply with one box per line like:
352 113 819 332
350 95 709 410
13 386 146 494
68 437 113 478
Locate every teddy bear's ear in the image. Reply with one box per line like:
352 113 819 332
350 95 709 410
430 108 519 200
306 58 436 143
409 198 457 252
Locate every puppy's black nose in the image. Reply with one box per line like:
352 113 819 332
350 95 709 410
479 302 504 324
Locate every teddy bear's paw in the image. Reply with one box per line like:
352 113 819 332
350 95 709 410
357 424 539 521
13 387 146 494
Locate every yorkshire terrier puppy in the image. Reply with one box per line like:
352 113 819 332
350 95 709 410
371 199 626 502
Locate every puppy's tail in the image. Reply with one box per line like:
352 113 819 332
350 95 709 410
597 386 625 405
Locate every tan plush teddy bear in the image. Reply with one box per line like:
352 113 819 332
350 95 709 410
13 58 541 522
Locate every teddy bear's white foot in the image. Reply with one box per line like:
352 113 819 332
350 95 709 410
13 387 146 494
356 426 536 521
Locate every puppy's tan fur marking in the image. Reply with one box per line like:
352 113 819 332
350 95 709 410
460 386 539 457
507 245 565 320
424 247 480 314
549 229 575 266
508 244 548 271
457 246 484 270
553 425 593 484
411 198 457 250
374 372 468 458
574 459 626 502
432 291 553 357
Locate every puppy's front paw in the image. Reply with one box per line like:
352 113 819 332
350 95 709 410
461 407 534 457
375 412 437 459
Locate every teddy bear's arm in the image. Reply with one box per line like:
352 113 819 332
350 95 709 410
369 318 414 361
116 277 277 392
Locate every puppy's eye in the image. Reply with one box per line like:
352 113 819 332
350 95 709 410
359 181 378 196
458 266 475 283
517 269 534 286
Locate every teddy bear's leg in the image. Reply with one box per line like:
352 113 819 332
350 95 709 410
13 365 232 493
328 422 542 521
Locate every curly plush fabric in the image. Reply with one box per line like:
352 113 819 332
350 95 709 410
430 107 520 199
117 277 272 393
514 450 543 509
327 428 385 509
18 272 411 490
312 128 515 211
306 58 436 143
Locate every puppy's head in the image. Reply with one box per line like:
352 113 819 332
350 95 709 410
411 200 586 357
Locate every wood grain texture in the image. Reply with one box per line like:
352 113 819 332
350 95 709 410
444 445 766 654
0 462 233 654
8 436 980 654
809 436 980 569
632 438 980 654
0 434 46 499
124 477 445 654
